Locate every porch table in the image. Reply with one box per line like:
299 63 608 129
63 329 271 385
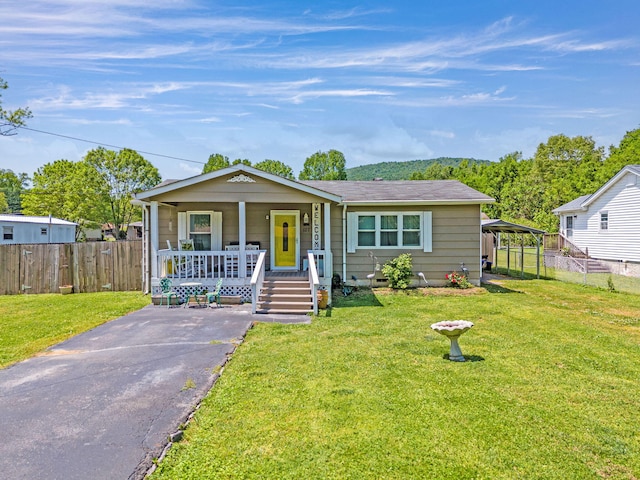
181 281 205 308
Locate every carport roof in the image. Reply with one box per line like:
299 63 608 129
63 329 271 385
482 219 545 235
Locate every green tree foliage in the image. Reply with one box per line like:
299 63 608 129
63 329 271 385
84 147 161 239
299 149 347 180
0 77 32 136
0 169 29 212
0 192 8 213
603 128 640 181
21 160 106 238
352 158 490 180
203 153 230 173
254 159 295 179
232 158 252 166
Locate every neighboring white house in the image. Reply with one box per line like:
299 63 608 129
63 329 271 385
553 165 640 275
0 214 77 245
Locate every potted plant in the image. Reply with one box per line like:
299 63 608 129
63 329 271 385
59 285 73 295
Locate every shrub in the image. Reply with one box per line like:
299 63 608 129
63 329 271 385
445 271 472 289
381 253 413 289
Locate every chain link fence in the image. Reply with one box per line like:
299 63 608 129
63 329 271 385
490 247 640 295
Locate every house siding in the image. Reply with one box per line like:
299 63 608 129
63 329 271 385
570 172 640 262
338 204 482 286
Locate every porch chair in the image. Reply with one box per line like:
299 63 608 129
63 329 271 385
158 277 178 307
206 278 223 308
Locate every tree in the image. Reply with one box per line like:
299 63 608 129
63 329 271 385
84 147 161 239
0 168 29 212
299 149 347 180
21 160 107 239
203 153 230 173
232 158 252 166
0 192 8 213
254 159 295 179
603 128 640 181
1 77 32 136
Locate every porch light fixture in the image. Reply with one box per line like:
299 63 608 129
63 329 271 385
303 213 310 226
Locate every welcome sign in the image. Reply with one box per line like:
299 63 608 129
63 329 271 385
312 203 321 250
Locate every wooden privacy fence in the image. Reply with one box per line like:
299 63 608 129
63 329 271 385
0 241 143 295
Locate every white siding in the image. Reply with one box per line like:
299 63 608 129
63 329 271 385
571 172 640 262
0 221 76 244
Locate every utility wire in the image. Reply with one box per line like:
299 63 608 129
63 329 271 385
17 126 205 165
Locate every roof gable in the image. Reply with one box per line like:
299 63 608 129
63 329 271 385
553 165 640 214
135 165 341 203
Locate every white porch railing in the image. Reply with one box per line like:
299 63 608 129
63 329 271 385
250 251 267 314
308 251 320 315
157 249 264 280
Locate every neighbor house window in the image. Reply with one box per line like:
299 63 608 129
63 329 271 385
355 213 422 248
600 212 608 231
566 216 574 236
41 228 48 235
3 226 13 240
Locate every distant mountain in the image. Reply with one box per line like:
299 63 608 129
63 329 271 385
346 157 492 180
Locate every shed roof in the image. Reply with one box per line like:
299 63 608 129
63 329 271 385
0 214 77 226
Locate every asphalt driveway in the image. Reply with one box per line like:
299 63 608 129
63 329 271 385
0 304 309 480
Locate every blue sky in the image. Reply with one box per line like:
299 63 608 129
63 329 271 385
1 0 639 181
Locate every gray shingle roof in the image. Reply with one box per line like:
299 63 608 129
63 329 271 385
300 180 493 204
552 194 592 213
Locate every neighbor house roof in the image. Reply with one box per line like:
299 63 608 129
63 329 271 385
0 214 77 226
301 180 494 205
552 194 592 214
553 164 640 214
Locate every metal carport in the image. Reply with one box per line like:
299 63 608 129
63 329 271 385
482 219 546 278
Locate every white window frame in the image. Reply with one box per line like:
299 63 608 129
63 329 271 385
178 210 222 250
3 226 13 240
565 216 574 237
352 212 425 250
599 212 609 231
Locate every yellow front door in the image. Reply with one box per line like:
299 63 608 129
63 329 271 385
272 211 299 269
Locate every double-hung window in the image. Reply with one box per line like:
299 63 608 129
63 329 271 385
353 212 424 249
3 226 13 240
599 212 608 231
177 210 222 250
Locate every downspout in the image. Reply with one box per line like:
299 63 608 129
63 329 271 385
342 204 347 283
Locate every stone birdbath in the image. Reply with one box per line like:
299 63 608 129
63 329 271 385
430 320 474 362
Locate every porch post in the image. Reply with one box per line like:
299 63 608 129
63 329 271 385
324 202 332 281
150 201 159 279
239 201 246 278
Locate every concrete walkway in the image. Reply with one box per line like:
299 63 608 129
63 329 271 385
0 304 310 480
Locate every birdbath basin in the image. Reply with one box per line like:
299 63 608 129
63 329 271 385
430 320 474 362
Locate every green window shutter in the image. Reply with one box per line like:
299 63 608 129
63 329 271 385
423 211 432 253
346 211 357 253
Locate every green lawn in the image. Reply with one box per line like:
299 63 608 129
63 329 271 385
0 291 150 368
152 280 640 480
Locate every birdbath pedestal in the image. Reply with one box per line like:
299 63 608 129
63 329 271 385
430 320 474 362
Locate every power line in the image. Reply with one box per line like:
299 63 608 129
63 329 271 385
17 126 205 165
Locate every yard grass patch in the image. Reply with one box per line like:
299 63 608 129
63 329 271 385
152 279 640 479
0 292 150 368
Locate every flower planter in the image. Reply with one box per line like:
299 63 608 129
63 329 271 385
59 285 73 295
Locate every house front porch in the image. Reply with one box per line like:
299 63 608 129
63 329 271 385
152 249 330 314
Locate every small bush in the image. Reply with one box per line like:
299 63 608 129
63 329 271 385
446 271 472 289
381 253 413 289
